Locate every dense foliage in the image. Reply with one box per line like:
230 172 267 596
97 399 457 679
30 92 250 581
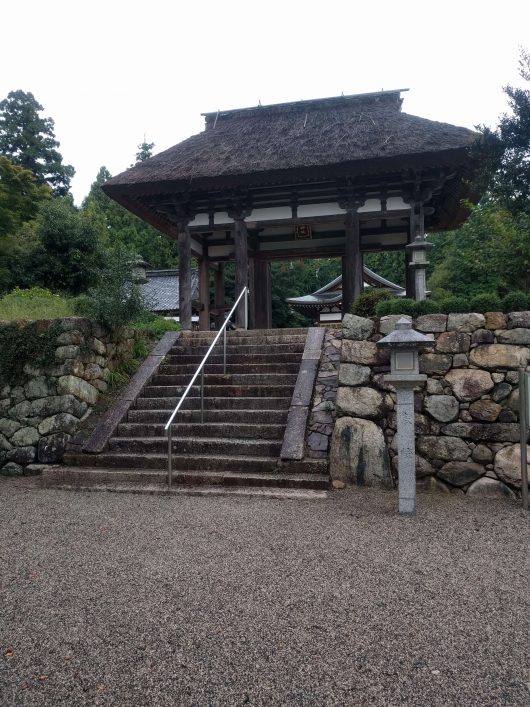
0 320 61 381
0 91 74 196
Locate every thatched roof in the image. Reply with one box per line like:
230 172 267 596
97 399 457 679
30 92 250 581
105 90 477 196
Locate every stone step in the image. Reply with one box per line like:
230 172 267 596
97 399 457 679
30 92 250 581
159 363 301 375
40 466 328 492
63 452 328 475
108 436 283 457
117 422 285 439
142 384 295 398
164 353 303 365
150 373 299 387
126 409 289 425
181 334 308 346
169 343 306 356
134 397 291 411
181 328 307 339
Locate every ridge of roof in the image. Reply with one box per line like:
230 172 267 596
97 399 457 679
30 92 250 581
201 89 409 120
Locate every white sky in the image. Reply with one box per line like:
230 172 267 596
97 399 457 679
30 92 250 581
2 0 529 204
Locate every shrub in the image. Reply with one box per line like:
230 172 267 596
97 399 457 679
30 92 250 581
0 287 75 320
468 293 502 313
502 291 529 312
131 313 181 335
351 288 393 317
75 247 149 330
375 297 419 317
437 296 469 314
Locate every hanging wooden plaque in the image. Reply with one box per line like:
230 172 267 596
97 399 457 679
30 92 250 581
294 224 312 240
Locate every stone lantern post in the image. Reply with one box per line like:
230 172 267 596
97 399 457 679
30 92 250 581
377 318 434 516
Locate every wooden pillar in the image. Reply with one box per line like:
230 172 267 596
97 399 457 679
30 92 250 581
405 201 418 299
177 223 192 330
214 263 225 330
248 257 256 329
254 259 272 329
198 254 210 331
233 217 249 328
342 207 363 316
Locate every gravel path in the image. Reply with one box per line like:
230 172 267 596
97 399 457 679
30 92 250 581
0 479 528 706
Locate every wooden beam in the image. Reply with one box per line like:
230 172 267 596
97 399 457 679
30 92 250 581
342 208 363 315
253 259 272 329
233 217 249 328
214 263 225 330
198 253 210 331
178 224 192 330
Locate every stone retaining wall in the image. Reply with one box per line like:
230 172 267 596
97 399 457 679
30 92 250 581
331 311 530 499
0 318 137 475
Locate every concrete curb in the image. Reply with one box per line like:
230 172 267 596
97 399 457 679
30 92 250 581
82 331 180 454
281 327 325 460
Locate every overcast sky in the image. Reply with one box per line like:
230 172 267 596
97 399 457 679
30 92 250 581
2 0 529 204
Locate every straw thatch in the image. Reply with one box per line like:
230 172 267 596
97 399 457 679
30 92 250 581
105 91 477 195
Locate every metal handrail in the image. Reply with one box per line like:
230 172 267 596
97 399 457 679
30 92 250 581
164 287 249 490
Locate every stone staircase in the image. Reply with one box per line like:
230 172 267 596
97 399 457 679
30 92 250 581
45 329 329 496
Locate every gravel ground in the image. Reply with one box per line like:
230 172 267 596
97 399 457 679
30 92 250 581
0 479 529 707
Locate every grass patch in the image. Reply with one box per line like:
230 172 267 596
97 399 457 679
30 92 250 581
0 288 75 321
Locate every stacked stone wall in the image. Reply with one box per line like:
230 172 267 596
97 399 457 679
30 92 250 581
332 311 530 499
0 318 136 475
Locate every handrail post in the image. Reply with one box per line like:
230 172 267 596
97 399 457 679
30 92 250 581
223 326 227 374
167 427 172 492
200 367 205 423
244 287 249 330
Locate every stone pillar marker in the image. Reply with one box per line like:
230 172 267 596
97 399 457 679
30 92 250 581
377 318 434 516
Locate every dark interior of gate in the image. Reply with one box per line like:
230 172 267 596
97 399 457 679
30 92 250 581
102 89 478 330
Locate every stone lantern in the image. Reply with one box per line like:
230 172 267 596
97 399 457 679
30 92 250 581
377 318 434 516
406 235 433 301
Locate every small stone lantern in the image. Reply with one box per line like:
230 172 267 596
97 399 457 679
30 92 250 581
377 318 434 516
406 235 433 301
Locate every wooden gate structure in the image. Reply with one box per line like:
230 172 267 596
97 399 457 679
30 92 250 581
103 90 478 330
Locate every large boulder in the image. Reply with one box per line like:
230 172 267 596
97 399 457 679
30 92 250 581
38 413 79 436
496 329 530 345
469 344 530 369
440 422 520 443
414 314 447 333
30 395 87 419
437 461 485 487
419 354 452 375
341 340 388 366
57 376 98 405
330 417 391 487
467 477 516 500
469 399 501 422
335 386 388 419
338 363 371 387
447 313 486 332
494 444 530 488
10 426 39 447
444 369 494 402
416 435 470 461
435 332 470 354
485 312 507 330
424 395 459 423
37 432 71 463
342 314 374 341
507 311 530 328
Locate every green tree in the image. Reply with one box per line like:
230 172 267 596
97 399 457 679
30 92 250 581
30 199 104 294
82 164 178 268
428 202 530 298
134 139 155 164
0 90 75 196
474 49 530 216
0 156 49 237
